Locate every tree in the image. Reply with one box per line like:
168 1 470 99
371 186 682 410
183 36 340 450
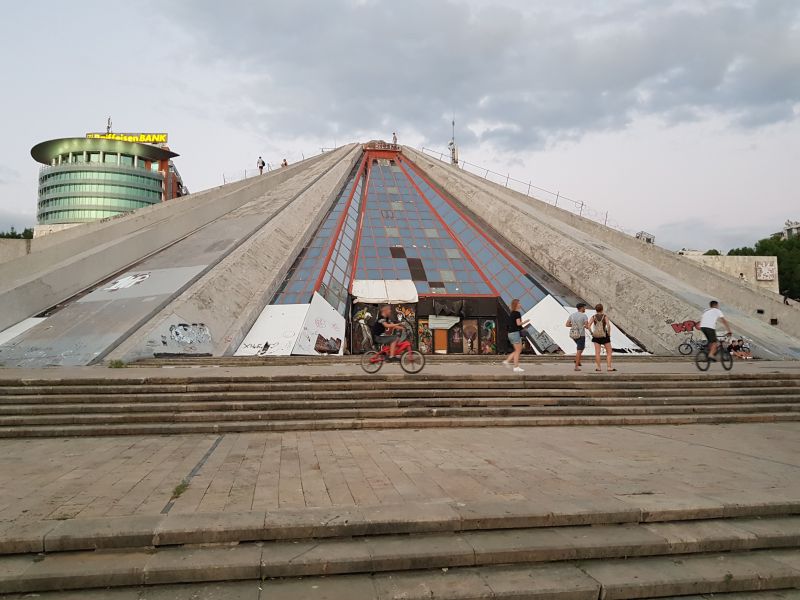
728 235 800 299
703 249 721 255
0 227 33 239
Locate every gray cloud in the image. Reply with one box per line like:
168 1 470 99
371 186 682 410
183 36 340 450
652 218 774 253
0 165 19 185
160 0 800 151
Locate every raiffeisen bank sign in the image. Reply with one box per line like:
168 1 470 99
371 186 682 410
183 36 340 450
86 132 168 144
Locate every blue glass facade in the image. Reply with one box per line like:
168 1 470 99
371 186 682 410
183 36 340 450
354 158 493 296
402 160 546 310
270 149 549 321
272 160 364 312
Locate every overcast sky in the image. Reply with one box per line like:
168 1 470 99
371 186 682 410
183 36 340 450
0 0 798 251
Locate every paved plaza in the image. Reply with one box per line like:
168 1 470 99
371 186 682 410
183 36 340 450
1 421 798 529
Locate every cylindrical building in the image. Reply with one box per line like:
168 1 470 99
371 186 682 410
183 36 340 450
30 136 184 234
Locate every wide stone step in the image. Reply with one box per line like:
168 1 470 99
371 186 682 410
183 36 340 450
0 411 798 437
2 403 799 426
2 386 798 404
0 523 798 594
2 394 799 412
13 573 800 600
1 374 797 395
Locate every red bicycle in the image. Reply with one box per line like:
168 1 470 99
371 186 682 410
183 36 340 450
360 327 425 374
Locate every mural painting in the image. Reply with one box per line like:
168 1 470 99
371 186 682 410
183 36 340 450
479 319 496 354
418 319 432 354
350 303 417 353
462 319 478 354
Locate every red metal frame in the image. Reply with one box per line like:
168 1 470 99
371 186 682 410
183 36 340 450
347 153 373 292
396 160 499 296
313 154 368 293
400 155 530 275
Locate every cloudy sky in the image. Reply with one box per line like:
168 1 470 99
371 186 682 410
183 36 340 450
0 0 798 250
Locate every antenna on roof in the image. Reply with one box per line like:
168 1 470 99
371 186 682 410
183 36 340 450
448 114 459 167
106 116 112 134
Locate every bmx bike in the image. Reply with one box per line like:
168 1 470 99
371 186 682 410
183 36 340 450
694 333 733 372
678 334 707 356
360 328 425 374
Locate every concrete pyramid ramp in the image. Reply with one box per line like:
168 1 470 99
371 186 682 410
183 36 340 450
0 145 360 367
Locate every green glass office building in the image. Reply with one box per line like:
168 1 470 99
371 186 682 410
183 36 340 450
31 136 184 227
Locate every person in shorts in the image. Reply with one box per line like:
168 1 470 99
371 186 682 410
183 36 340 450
566 302 589 371
699 300 732 361
372 305 403 361
588 304 616 372
502 299 529 373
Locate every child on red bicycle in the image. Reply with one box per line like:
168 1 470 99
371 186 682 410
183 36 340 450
372 305 404 361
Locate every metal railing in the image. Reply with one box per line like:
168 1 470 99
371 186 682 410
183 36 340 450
222 147 335 184
418 147 635 236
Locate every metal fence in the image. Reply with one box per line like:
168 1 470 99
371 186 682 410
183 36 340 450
222 149 327 184
418 147 635 236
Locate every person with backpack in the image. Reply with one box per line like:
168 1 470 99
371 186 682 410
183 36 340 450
588 304 616 372
565 302 589 371
257 156 265 175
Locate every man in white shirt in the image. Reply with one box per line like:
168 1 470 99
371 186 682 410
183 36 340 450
698 300 732 360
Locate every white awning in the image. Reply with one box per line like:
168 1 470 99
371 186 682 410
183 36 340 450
428 316 460 330
352 279 418 304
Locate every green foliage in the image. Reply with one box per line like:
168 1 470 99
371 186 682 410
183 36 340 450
703 249 721 255
728 234 800 299
171 480 189 499
0 227 33 239
107 359 126 369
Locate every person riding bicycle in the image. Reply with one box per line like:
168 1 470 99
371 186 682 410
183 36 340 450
699 300 732 361
372 305 404 361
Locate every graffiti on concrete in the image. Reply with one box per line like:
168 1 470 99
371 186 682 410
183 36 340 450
670 320 699 334
756 261 777 281
105 272 150 291
165 323 212 346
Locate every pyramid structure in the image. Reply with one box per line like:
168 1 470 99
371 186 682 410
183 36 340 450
0 142 798 367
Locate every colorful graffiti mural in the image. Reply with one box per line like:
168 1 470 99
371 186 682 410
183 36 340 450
480 319 496 354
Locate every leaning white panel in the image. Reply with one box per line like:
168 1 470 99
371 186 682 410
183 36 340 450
235 304 309 357
292 292 345 356
523 295 576 355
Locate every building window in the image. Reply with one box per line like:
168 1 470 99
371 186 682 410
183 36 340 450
120 154 134 167
88 152 101 163
103 152 119 165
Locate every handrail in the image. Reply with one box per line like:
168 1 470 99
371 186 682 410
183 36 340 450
222 146 336 184
418 146 635 236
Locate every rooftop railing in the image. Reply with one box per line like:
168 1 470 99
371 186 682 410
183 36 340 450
418 146 635 236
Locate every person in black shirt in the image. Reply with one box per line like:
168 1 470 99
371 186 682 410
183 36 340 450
372 305 403 360
502 299 529 373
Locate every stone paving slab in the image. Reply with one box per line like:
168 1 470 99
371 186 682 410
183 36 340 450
0 424 798 534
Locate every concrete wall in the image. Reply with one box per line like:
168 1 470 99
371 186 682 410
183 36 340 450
403 147 800 358
0 239 31 265
110 145 362 362
0 148 352 333
33 223 80 238
682 255 780 294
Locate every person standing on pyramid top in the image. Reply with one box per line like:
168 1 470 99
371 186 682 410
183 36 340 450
257 156 265 175
392 132 398 145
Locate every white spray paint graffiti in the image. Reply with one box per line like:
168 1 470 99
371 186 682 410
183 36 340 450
166 323 212 346
105 273 150 291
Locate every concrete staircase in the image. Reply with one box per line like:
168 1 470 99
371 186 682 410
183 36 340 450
0 372 798 437
1 498 799 597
